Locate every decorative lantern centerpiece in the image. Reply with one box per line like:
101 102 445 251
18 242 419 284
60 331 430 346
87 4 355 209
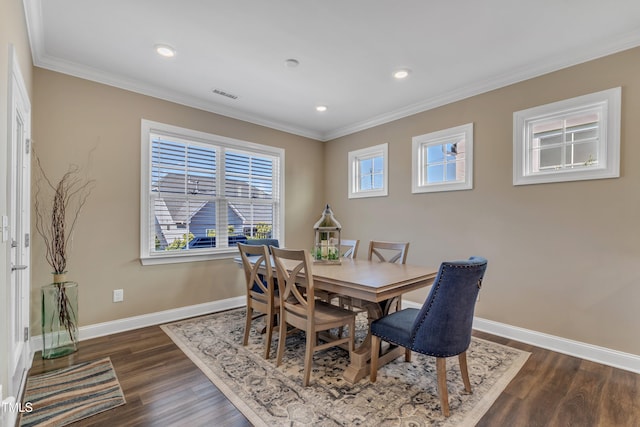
313 204 341 264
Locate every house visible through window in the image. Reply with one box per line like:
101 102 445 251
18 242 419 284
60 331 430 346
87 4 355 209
529 113 599 172
348 143 388 198
513 87 620 185
141 120 284 264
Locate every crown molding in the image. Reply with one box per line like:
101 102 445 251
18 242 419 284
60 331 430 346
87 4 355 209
323 29 640 141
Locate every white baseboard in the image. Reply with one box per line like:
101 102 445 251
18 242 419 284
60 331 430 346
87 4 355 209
30 296 245 353
402 301 640 374
29 297 640 375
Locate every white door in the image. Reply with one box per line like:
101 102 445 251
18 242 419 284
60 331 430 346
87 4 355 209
7 45 31 399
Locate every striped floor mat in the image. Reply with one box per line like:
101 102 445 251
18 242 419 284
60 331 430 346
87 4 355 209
19 357 126 427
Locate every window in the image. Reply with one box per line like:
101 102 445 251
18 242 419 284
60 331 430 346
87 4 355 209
513 87 621 185
140 120 284 265
412 123 473 193
348 143 388 198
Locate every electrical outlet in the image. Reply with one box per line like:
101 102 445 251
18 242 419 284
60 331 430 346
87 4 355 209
113 289 124 303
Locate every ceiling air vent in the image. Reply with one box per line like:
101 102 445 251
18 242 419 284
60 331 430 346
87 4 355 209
212 88 238 100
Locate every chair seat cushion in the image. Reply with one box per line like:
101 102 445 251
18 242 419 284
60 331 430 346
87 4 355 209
370 308 419 348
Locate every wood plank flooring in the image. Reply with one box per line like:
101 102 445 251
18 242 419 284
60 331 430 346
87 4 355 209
24 323 640 426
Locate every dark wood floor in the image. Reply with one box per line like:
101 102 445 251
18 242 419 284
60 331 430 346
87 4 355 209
25 321 640 427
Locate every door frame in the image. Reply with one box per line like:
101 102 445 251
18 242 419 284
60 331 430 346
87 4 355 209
6 43 32 404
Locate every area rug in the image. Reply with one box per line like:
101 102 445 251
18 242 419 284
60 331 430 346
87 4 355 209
19 357 126 427
162 308 529 426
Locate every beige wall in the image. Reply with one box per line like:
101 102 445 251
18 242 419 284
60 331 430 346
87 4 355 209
1 0 33 397
26 38 640 357
324 47 640 356
30 69 324 334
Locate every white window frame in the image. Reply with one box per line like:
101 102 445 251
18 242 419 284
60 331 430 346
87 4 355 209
140 119 285 265
412 123 474 193
348 143 388 199
513 87 621 186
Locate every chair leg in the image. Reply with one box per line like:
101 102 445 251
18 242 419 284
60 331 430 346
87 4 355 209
264 312 274 359
276 311 287 367
370 335 381 382
436 357 450 417
302 333 314 387
243 305 252 346
405 348 412 362
459 351 472 393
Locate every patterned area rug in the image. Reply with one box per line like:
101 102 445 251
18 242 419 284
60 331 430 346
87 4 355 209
162 309 529 426
19 357 126 427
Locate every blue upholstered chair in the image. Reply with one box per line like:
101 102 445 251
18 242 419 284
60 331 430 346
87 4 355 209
244 238 280 251
369 256 488 417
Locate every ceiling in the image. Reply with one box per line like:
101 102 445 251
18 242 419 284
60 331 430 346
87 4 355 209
24 0 640 141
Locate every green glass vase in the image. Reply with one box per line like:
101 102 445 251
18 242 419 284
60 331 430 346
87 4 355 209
41 275 78 359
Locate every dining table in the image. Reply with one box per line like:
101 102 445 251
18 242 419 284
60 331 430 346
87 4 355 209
239 254 438 383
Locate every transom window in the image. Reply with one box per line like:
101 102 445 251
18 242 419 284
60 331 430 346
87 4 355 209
412 123 473 193
531 114 599 172
141 120 284 265
513 87 620 185
348 143 388 198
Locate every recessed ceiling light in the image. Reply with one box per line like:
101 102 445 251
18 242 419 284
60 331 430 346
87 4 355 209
155 44 176 58
284 58 300 68
393 69 411 79
316 105 328 112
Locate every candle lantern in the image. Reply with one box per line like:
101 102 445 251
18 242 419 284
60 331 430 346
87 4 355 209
313 204 341 264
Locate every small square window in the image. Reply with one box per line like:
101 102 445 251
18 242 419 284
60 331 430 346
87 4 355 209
412 123 473 193
348 143 388 198
513 87 621 185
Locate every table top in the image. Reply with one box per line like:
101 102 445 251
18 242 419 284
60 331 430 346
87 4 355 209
309 258 438 303
240 255 438 303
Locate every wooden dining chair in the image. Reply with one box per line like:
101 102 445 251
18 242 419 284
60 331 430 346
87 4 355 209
237 242 279 359
271 247 356 386
340 239 360 259
368 240 410 264
334 238 361 314
368 240 410 312
370 257 488 417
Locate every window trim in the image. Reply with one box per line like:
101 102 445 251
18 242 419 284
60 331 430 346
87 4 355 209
348 143 389 199
411 123 474 194
140 119 285 265
513 87 621 186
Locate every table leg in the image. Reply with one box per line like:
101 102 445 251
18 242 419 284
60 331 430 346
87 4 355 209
342 299 404 383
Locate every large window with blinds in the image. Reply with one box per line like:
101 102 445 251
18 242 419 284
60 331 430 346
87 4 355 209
140 120 284 265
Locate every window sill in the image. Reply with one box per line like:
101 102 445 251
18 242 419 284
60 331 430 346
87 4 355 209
348 190 388 199
140 249 239 265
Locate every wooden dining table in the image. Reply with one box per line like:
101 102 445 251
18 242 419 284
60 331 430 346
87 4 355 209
242 255 438 383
